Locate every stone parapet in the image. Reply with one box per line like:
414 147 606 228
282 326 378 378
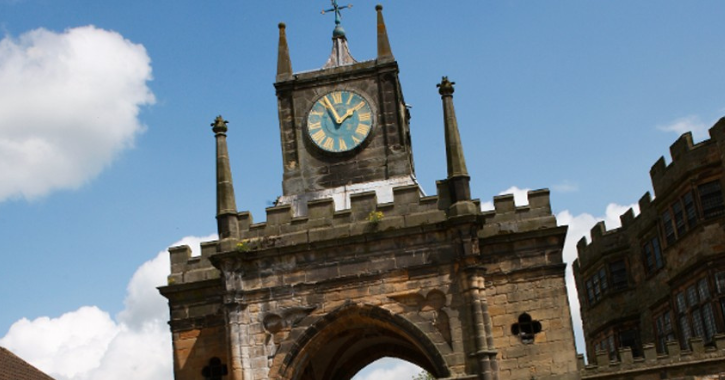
580 336 725 379
168 185 558 285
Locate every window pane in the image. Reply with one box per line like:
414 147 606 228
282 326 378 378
599 268 608 292
610 260 627 290
703 304 717 341
687 285 698 306
676 292 687 313
672 200 686 236
698 278 710 300
716 272 725 294
699 180 724 219
643 243 654 273
684 191 698 228
662 210 676 245
652 237 663 269
680 315 692 348
692 308 705 338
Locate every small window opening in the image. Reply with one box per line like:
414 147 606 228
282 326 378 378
511 313 542 344
202 357 228 380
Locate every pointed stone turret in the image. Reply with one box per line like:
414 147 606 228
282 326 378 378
276 23 293 81
375 4 394 62
211 116 240 248
437 77 472 206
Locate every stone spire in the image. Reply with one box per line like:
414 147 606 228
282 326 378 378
211 116 240 244
437 77 471 204
375 4 394 62
276 23 293 81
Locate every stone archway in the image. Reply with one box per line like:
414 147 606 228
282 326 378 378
271 303 451 380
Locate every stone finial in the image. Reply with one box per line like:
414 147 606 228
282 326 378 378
437 76 470 204
376 4 394 62
437 76 455 96
276 22 293 80
211 115 228 134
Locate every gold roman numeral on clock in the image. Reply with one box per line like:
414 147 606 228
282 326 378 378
331 92 342 104
358 112 371 122
323 137 335 150
351 136 361 145
356 124 370 136
311 129 326 144
338 138 348 151
309 121 321 130
309 110 324 117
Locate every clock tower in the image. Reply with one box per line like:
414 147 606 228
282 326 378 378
274 4 416 215
160 4 581 380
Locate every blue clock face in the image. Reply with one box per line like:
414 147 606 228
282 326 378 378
306 90 373 153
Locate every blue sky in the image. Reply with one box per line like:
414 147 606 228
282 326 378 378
1 1 724 379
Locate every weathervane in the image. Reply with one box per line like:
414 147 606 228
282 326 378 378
321 0 352 38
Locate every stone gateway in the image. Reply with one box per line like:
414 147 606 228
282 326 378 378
159 5 580 380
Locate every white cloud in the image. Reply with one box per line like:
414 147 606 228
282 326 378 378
0 234 216 380
557 202 638 356
352 358 423 380
552 180 579 193
0 26 154 202
656 115 708 141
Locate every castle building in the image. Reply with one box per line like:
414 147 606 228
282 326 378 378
159 4 580 380
574 120 725 379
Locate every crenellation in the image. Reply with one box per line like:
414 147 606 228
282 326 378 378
349 191 379 223
619 207 635 228
649 120 725 196
669 131 695 161
580 335 725 377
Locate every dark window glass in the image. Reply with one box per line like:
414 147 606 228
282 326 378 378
655 310 675 353
699 180 724 219
610 260 628 290
672 200 686 236
683 191 698 228
716 272 725 294
662 210 676 245
652 237 663 269
619 330 641 357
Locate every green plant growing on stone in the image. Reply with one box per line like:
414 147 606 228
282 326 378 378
367 210 384 225
236 240 251 252
412 370 435 380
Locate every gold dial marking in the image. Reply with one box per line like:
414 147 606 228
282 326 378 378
338 138 348 151
331 91 342 104
309 110 324 117
351 136 361 145
322 137 335 150
346 93 353 105
356 124 370 136
309 121 322 130
311 129 326 144
358 112 371 122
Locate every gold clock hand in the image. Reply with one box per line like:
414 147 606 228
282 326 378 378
322 96 343 123
339 101 366 122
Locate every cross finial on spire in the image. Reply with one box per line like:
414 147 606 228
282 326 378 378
322 0 353 38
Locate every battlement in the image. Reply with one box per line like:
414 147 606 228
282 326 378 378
479 189 557 238
169 185 558 284
579 336 725 378
649 117 725 197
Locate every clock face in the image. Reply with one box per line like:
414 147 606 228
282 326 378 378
306 90 373 153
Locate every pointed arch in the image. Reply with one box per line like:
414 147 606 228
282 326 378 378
270 302 451 380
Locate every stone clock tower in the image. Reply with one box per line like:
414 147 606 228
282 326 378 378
274 4 416 216
159 4 581 380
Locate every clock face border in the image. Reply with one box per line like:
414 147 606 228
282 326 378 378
305 89 375 155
